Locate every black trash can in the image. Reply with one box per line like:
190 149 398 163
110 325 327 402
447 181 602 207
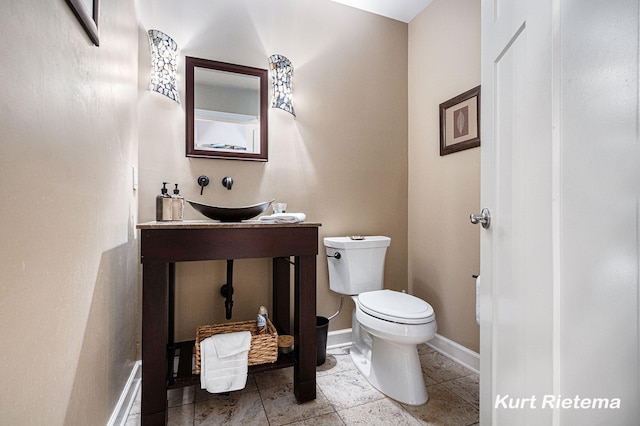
316 316 329 366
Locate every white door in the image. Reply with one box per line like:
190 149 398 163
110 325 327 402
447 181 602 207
479 0 639 424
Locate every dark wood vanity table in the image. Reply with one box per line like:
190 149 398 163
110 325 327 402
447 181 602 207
137 220 320 425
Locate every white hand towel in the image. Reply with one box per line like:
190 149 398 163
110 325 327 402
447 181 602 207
259 212 306 223
212 331 252 358
200 331 251 393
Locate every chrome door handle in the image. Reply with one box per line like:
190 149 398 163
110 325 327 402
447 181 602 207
470 208 491 229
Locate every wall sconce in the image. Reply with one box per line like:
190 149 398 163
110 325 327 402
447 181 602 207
268 54 295 117
148 29 180 103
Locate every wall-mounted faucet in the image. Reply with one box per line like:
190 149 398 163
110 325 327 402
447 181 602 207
222 176 233 190
197 175 209 195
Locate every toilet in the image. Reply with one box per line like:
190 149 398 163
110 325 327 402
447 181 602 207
324 236 436 405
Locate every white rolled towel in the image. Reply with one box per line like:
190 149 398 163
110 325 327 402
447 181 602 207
200 331 251 393
259 212 306 223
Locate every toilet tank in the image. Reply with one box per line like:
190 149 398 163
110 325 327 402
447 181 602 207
324 236 391 295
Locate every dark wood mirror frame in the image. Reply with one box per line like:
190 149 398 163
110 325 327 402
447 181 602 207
185 56 268 161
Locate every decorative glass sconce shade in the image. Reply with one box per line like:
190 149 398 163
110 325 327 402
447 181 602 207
268 54 295 116
148 29 180 103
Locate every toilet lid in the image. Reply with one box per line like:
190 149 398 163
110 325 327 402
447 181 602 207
358 289 434 325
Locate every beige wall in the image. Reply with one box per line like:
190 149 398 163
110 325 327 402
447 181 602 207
0 0 479 421
138 0 409 338
0 0 139 424
408 0 481 352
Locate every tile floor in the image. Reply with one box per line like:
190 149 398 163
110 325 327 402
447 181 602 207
126 344 479 425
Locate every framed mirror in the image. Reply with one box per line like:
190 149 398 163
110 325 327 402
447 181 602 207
186 57 268 161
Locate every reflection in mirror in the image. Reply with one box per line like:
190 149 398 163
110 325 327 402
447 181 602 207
186 57 268 161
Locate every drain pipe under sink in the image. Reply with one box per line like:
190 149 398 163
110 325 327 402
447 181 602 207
220 259 234 319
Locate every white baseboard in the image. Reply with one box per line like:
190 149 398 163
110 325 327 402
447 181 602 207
108 360 141 426
427 333 479 374
327 328 353 349
326 328 479 374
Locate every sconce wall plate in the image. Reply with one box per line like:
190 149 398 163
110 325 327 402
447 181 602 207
148 29 180 103
268 54 295 116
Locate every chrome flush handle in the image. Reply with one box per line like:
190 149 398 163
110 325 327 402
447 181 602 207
470 208 491 229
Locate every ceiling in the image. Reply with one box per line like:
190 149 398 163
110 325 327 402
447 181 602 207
329 0 434 23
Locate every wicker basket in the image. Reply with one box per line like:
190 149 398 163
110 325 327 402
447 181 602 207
195 319 278 374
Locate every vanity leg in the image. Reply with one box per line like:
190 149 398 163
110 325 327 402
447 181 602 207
168 263 175 346
141 262 169 426
167 263 176 384
272 257 291 334
294 255 317 403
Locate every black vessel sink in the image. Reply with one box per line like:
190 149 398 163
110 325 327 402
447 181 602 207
187 199 274 222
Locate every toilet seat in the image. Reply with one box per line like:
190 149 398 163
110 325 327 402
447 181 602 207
358 289 434 325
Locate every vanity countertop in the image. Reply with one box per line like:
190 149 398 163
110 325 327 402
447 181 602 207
137 220 321 230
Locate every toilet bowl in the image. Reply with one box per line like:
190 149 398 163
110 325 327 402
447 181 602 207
356 289 436 345
351 290 436 405
324 236 437 406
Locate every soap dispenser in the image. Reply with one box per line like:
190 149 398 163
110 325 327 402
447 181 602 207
156 182 172 221
171 183 184 221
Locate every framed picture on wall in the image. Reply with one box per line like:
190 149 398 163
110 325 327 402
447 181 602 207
66 0 100 46
439 86 480 156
